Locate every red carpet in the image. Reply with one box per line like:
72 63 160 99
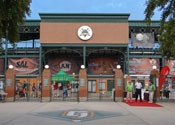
124 100 163 107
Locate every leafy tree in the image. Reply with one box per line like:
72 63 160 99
0 0 31 46
144 0 175 58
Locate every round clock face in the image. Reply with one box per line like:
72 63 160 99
77 26 93 41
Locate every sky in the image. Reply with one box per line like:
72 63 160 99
26 0 162 20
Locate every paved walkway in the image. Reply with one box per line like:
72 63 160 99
0 101 174 125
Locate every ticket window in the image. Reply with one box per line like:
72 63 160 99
98 79 106 91
88 80 96 93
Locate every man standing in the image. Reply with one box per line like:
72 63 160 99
149 82 155 103
135 80 142 102
126 81 133 103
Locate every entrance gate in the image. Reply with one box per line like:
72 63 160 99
14 77 41 102
87 79 114 101
51 80 79 102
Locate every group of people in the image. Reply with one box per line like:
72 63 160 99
126 80 155 103
51 82 71 98
16 81 41 98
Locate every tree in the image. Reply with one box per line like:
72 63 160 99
144 0 175 58
0 0 31 46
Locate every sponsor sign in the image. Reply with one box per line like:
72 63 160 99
131 33 154 47
8 58 39 75
48 58 81 75
165 60 175 75
159 66 170 90
87 58 120 75
129 58 159 75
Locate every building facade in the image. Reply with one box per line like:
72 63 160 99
0 13 174 102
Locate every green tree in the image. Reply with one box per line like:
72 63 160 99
0 0 31 46
144 0 175 58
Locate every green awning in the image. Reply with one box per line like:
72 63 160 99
51 70 74 81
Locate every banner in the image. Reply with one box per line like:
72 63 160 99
87 58 120 75
129 58 159 75
0 58 4 75
48 58 82 75
131 33 155 47
165 60 175 75
8 58 39 75
159 66 170 90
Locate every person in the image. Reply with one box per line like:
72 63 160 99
135 80 142 102
63 86 68 97
53 82 58 97
57 83 60 97
165 84 170 99
32 83 36 98
126 81 133 103
149 82 155 103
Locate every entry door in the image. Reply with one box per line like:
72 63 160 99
107 80 114 91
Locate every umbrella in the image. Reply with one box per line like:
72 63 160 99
51 70 74 81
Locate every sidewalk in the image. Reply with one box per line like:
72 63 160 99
0 102 174 125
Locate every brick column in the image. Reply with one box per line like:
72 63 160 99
5 68 15 102
150 69 160 101
114 69 123 101
79 68 87 101
42 68 51 102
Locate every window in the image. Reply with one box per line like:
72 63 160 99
88 80 96 92
98 79 106 90
71 80 79 92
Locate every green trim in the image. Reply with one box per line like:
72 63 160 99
7 55 39 58
39 13 130 23
129 55 162 58
127 46 129 75
162 57 165 67
87 75 114 78
41 43 128 47
15 75 38 78
39 46 42 76
4 40 8 75
41 19 128 23
23 20 41 26
83 46 86 66
129 20 160 27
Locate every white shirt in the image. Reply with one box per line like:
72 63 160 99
135 82 142 89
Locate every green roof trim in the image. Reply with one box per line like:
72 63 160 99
39 13 130 23
129 20 160 27
23 20 41 26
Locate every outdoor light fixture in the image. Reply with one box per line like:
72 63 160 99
117 65 121 69
9 65 14 69
45 65 49 69
152 65 157 70
81 65 85 69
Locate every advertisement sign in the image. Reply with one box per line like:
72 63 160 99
48 58 81 75
8 58 39 75
165 60 175 75
131 33 155 47
0 58 4 74
159 66 170 90
129 58 159 75
87 58 120 75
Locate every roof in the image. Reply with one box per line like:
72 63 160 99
129 20 160 27
39 13 130 23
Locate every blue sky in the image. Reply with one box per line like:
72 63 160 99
27 0 161 20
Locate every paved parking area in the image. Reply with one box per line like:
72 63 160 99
0 102 174 125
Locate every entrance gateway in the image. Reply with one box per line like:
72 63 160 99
3 13 167 102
